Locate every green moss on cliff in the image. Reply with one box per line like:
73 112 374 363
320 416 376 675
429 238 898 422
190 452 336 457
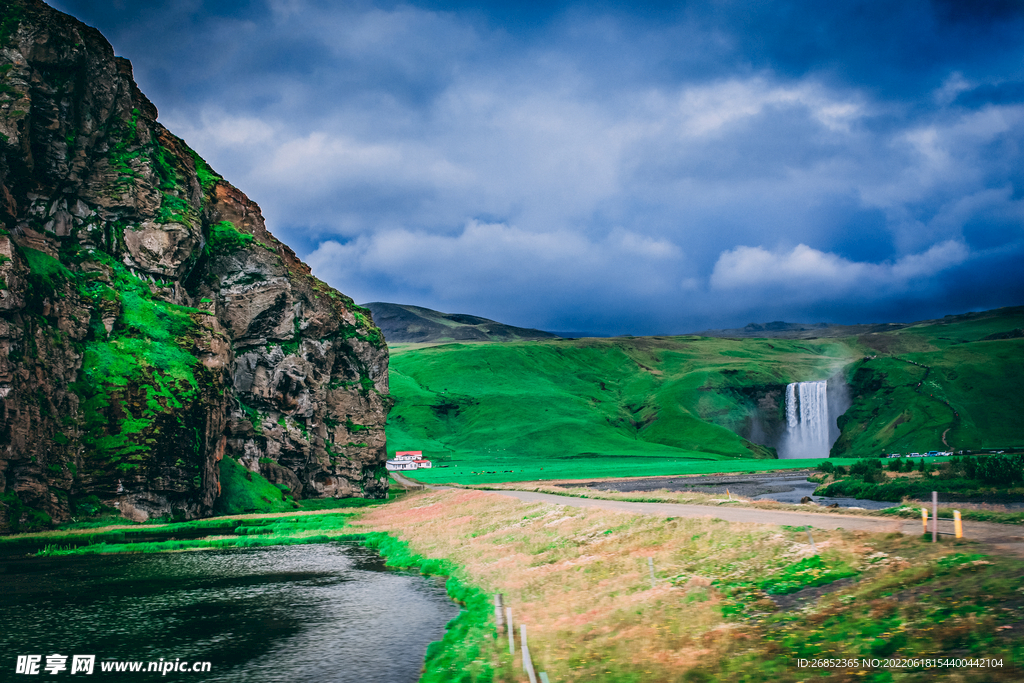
0 490 52 533
0 1 23 46
70 254 211 472
206 219 253 253
191 151 221 193
20 246 71 305
213 456 298 515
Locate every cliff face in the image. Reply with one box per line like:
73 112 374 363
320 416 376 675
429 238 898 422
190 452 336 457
0 0 390 532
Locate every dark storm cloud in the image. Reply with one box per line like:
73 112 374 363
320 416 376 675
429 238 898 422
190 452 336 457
50 0 1024 334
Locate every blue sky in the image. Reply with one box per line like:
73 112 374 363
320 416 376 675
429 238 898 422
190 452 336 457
53 0 1024 335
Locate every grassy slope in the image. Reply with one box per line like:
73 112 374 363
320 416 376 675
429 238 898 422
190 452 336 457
386 336 858 469
386 307 1024 484
837 308 1024 456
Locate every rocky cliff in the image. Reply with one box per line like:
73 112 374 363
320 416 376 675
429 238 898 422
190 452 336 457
0 0 390 532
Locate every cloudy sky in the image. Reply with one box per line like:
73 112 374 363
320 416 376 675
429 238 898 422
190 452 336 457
53 0 1024 335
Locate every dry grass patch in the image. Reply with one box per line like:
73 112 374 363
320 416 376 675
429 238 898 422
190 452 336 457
352 488 947 681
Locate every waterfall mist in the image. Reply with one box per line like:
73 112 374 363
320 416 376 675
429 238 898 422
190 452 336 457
778 378 848 459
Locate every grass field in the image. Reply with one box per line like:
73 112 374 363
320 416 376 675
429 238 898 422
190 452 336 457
408 456 862 485
385 307 1024 481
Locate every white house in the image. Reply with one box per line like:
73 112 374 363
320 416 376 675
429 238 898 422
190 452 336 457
386 459 418 471
387 451 433 470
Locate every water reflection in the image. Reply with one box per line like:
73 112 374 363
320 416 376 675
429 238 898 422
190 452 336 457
0 543 460 682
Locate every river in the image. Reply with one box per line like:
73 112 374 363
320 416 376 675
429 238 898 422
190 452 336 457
0 543 460 682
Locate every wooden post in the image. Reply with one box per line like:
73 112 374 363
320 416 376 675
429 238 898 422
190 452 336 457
807 529 817 554
727 488 731 501
494 594 505 634
539 674 550 683
521 624 537 683
954 510 963 539
921 507 928 534
507 607 514 654
648 557 656 588
932 491 938 543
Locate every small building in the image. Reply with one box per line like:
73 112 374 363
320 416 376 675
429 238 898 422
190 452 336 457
386 459 418 471
394 451 423 461
387 450 432 470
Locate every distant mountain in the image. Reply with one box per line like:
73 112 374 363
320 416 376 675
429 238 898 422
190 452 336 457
690 320 908 339
692 307 1024 339
363 303 560 343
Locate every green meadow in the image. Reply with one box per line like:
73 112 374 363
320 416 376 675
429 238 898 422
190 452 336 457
385 307 1024 483
410 456 867 485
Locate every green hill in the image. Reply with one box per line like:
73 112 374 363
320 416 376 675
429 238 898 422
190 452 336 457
835 307 1024 456
385 306 1024 479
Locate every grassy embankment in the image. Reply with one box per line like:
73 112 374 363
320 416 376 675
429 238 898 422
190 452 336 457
386 307 1024 484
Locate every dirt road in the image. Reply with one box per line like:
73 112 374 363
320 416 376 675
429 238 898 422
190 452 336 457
483 488 1024 552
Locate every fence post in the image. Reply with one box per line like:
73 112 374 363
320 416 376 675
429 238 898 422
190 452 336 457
921 507 928 534
494 594 505 635
521 624 537 683
539 674 550 683
954 510 963 539
648 557 656 588
807 529 817 554
932 491 938 543
507 607 514 655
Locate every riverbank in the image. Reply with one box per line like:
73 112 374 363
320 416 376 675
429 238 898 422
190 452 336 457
353 487 1024 681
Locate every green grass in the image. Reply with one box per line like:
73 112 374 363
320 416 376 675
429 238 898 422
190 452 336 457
387 336 858 465
212 456 300 515
410 456 863 485
386 307 1024 484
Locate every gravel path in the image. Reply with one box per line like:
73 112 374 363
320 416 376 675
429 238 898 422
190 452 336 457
480 489 1024 554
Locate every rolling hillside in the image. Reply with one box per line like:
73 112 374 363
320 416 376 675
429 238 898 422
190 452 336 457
363 302 558 343
385 306 1024 475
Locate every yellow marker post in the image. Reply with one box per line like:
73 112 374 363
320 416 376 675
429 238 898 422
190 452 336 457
954 510 963 539
921 508 928 534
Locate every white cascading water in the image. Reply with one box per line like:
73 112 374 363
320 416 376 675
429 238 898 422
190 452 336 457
782 380 830 458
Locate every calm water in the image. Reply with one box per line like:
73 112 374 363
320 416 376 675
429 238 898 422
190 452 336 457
0 543 461 682
751 475 896 510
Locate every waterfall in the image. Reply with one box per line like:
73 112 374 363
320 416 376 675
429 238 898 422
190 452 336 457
781 380 830 458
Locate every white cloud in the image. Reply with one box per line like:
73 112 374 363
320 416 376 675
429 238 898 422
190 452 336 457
710 241 969 296
934 72 972 106
673 78 865 137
